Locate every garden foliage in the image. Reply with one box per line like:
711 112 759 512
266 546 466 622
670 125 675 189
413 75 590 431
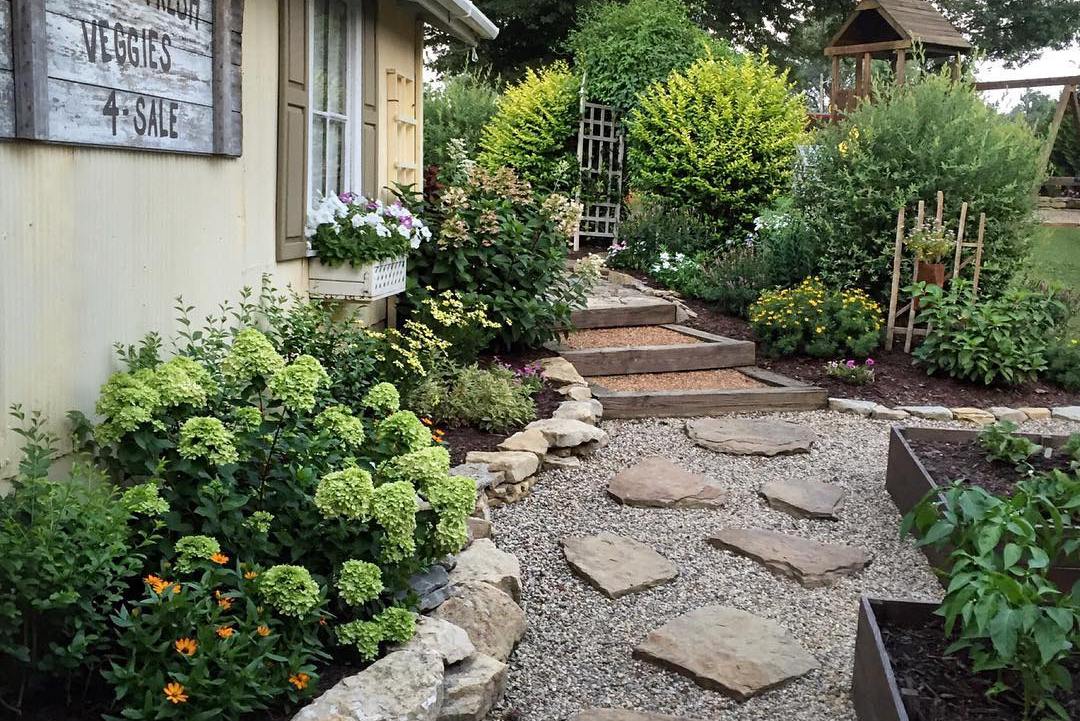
408 364 540 434
912 280 1063 386
1045 338 1080 391
568 0 725 111
748 278 883 358
626 52 806 236
306 194 431 267
423 72 501 169
478 63 580 190
796 71 1043 298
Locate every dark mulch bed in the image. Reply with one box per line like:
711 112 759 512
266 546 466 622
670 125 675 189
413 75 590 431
880 613 1080 721
906 436 1073 496
677 296 1080 408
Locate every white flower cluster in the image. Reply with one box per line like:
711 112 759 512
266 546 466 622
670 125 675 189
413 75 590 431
304 192 432 249
650 250 688 274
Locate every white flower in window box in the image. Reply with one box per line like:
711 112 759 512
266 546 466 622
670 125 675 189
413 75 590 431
305 192 431 300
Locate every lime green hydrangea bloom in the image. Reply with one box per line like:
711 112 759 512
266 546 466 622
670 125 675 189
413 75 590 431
433 515 469 555
120 482 169 517
231 406 263 432
95 369 161 443
314 467 375 521
361 382 401 416
377 446 451 492
259 564 321 617
425 473 476 517
315 405 366 448
372 481 418 562
222 328 286 384
152 356 217 408
375 606 416 644
178 416 239 465
336 618 383 660
375 411 431 456
244 510 274 534
269 355 330 413
336 559 384 606
174 535 221 573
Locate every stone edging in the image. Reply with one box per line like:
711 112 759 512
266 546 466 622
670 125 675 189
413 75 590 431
829 398 1080 424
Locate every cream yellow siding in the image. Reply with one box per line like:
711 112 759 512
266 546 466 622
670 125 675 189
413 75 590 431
0 0 426 484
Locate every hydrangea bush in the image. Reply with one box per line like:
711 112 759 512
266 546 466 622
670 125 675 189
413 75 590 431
306 193 432 268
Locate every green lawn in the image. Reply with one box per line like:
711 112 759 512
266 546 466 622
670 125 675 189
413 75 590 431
1028 225 1080 335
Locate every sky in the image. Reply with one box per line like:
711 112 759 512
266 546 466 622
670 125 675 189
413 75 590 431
976 45 1080 109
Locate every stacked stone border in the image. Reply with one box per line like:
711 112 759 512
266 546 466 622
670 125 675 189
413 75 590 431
829 398 1080 424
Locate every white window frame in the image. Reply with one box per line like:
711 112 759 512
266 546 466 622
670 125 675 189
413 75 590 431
306 0 364 209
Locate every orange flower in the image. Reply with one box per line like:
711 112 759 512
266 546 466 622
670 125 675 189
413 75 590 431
163 682 188 704
216 625 235 639
217 596 233 611
288 672 310 690
174 638 198 656
318 618 327 626
145 575 170 595
210 552 230 565
244 571 259 580
420 417 433 426
256 625 271 637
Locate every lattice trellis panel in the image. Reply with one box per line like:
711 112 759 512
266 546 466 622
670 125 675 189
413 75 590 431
575 100 625 250
386 69 418 189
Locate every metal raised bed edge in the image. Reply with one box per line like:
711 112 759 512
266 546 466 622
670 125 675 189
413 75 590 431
885 425 1080 588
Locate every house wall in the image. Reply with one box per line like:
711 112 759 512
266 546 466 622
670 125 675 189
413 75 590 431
0 0 425 485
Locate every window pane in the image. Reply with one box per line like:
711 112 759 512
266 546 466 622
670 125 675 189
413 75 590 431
327 119 345 196
312 0 328 111
310 116 327 205
327 0 347 115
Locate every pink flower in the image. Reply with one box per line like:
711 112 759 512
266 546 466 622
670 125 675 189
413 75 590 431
865 359 875 367
846 360 856 369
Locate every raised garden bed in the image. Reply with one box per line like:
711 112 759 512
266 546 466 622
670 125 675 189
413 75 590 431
549 325 755 376
853 596 1080 721
590 366 826 418
885 425 1080 587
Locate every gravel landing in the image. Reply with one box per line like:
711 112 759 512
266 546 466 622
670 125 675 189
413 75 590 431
559 326 702 350
588 369 765 392
487 412 1080 721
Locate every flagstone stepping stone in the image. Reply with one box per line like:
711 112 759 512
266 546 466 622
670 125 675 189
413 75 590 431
561 533 679 599
607 456 728 509
686 418 816 456
571 710 702 721
760 478 845 520
707 528 869 588
633 606 817 700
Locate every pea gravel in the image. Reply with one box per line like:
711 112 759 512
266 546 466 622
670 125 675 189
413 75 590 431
485 411 1080 721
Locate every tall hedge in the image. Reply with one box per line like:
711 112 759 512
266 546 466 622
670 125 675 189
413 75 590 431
796 72 1043 298
626 53 806 237
477 63 579 191
568 0 726 112
423 73 500 168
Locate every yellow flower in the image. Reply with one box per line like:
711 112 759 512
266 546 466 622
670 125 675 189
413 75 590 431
256 625 271 637
289 672 311 690
174 637 198 656
216 625 235 639
244 571 259 580
164 682 188 704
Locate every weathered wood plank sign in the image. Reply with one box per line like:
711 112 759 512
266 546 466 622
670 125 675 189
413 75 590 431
0 0 243 154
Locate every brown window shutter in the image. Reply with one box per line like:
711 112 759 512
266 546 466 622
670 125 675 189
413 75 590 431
361 0 378 197
276 0 310 261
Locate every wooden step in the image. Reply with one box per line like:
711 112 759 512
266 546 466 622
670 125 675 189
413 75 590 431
570 296 677 329
551 326 755 376
589 367 828 419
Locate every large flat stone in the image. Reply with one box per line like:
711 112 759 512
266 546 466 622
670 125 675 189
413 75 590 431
571 711 703 721
1052 406 1080 422
437 653 508 721
525 418 608 449
952 407 996 425
990 407 1028 424
828 398 877 417
562 533 679 599
686 418 816 456
896 405 953 421
608 456 728 509
463 452 539 484
707 528 869 588
497 429 550 458
760 478 845 520
399 616 475 666
450 463 505 492
449 538 522 603
432 582 526 663
633 606 817 700
292 649 444 721
538 356 587 387
553 399 604 425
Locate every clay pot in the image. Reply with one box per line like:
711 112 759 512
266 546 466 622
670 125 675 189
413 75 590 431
915 260 945 288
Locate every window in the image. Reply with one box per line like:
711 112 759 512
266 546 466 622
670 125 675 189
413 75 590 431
308 0 361 207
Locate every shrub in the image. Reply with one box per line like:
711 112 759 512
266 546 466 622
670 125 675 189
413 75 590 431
568 0 724 111
1045 338 1080 391
406 164 587 348
477 62 580 190
407 365 538 434
626 52 806 236
423 72 500 169
978 420 1042 472
912 280 1062 386
796 71 1043 299
608 195 723 271
0 409 146 714
749 278 883 358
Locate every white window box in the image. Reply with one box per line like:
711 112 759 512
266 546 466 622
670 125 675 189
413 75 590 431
308 256 407 301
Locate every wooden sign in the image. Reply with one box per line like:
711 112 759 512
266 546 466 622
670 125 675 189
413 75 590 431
1 0 243 155
0 1 13 138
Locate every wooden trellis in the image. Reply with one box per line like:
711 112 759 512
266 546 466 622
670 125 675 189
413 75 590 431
574 98 624 251
885 191 986 352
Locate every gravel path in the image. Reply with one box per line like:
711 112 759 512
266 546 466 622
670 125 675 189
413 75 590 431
487 411 1080 721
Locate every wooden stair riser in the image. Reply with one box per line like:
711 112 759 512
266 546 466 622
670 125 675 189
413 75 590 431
561 341 755 376
570 301 677 329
